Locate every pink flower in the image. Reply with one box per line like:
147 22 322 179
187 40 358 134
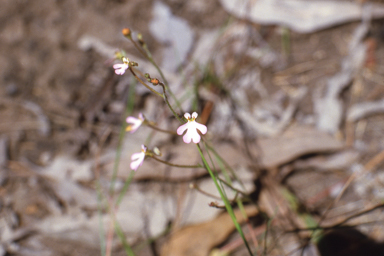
126 113 145 133
113 57 129 75
177 112 207 144
130 145 147 171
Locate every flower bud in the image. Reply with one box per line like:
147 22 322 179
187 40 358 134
151 78 159 85
153 147 161 156
122 28 131 37
137 33 145 46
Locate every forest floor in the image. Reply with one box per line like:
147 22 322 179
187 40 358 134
1 0 384 255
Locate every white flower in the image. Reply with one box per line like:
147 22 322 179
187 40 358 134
126 113 145 133
113 57 129 75
177 112 207 144
130 145 147 171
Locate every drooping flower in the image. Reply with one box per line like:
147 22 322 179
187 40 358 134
126 113 145 133
113 57 129 75
130 145 147 171
177 112 207 144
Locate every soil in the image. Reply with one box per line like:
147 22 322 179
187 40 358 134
1 0 384 256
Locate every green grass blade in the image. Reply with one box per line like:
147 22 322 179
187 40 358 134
197 144 254 256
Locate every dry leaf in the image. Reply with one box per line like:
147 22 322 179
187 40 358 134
220 0 384 33
160 206 258 256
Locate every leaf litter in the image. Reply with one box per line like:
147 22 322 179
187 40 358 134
2 0 384 255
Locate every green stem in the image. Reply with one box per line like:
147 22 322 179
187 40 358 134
116 170 135 207
129 67 164 98
114 216 136 256
159 82 183 123
128 37 148 59
108 78 136 195
141 43 183 113
128 37 183 113
217 177 248 198
196 144 253 256
147 123 177 135
109 118 128 195
191 183 222 200
151 155 203 169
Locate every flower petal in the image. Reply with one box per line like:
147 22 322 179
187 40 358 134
131 152 143 161
126 116 138 124
184 113 191 119
194 122 207 134
126 116 143 133
130 152 145 171
192 112 198 119
130 159 142 171
113 64 123 69
182 131 193 143
177 123 189 135
189 128 201 143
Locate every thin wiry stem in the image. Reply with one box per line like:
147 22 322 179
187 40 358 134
147 123 178 135
151 155 203 169
197 144 254 256
127 36 183 113
158 82 183 123
128 67 164 98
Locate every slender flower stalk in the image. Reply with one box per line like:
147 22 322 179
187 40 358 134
122 28 183 113
196 144 253 256
151 155 203 168
146 123 178 135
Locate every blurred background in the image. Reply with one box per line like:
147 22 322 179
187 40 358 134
1 0 384 255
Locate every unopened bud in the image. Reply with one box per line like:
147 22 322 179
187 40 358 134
137 33 145 46
122 28 131 37
144 73 150 79
151 78 159 85
153 147 161 156
209 202 219 207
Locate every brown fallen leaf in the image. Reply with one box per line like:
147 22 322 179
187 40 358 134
160 206 258 256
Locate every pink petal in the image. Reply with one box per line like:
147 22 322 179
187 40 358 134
126 116 138 124
182 132 193 143
189 129 201 143
177 123 189 135
192 112 198 119
113 64 124 69
194 122 207 134
130 152 145 171
130 159 142 171
131 152 143 161
115 69 125 75
184 113 191 119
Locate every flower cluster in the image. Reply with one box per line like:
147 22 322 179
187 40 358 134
126 112 207 171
